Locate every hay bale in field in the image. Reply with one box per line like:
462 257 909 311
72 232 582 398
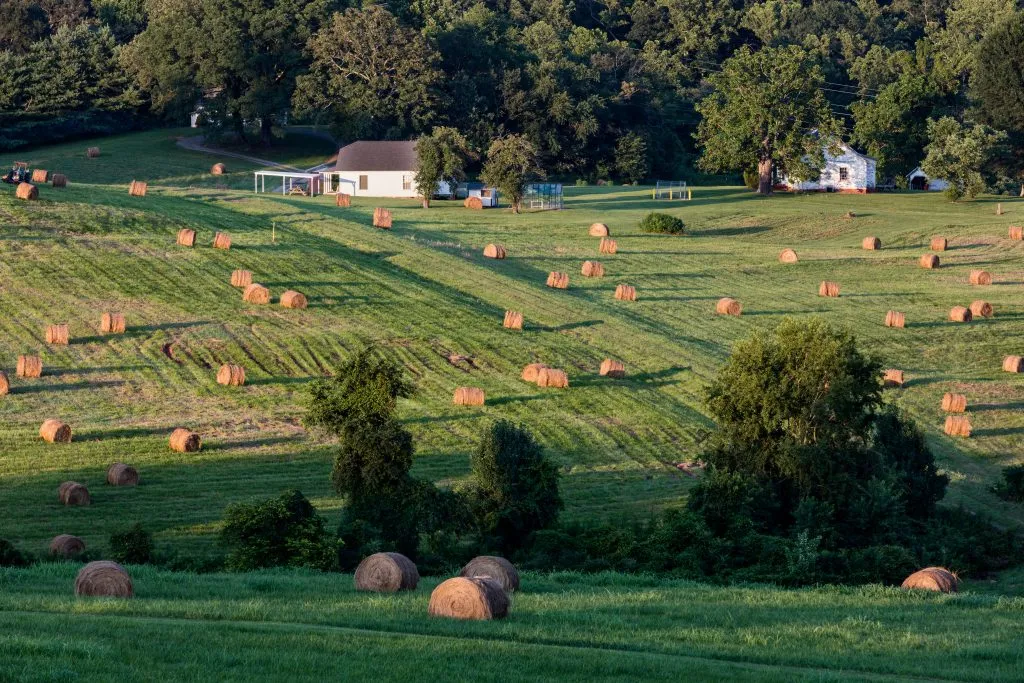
778 248 798 263
969 270 992 285
15 182 38 200
75 561 133 598
30 169 48 183
929 237 947 251
231 269 253 288
58 481 89 505
615 284 637 301
169 428 201 453
428 576 509 621
212 232 231 250
128 180 148 197
884 311 906 328
581 260 604 277
536 367 569 388
1002 355 1023 373
883 369 904 387
453 387 485 406
51 174 67 188
464 196 484 210
942 393 967 413
844 211 856 219
46 324 69 345
599 237 618 255
17 355 42 378
106 462 139 486
521 363 548 382
211 163 226 175
920 254 940 269
216 364 246 387
862 236 881 250
483 243 506 259
1009 226 1023 241
100 312 125 334
242 283 270 304
503 310 523 330
177 228 196 247
41 419 72 443
599 359 625 378
354 552 419 592
373 207 392 228
818 281 840 298
902 567 958 593
547 272 569 289
944 415 972 437
949 306 972 323
589 223 609 237
460 556 520 592
970 300 993 318
716 297 741 316
0 370 7 396
86 147 100 158
336 193 351 208
280 290 308 309
49 534 85 558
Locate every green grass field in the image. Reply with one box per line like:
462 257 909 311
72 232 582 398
1 128 1023 568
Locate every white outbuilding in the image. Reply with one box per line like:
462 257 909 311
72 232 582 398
906 166 950 192
781 141 877 193
321 141 451 198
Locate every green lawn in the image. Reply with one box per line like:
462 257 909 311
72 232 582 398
1 130 1022 567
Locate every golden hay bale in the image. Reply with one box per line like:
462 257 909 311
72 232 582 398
778 248 798 263
106 462 139 486
336 193 351 208
169 428 201 453
581 260 604 277
818 281 840 298
1002 355 1023 373
460 556 520 592
231 269 253 288
884 311 906 329
212 232 231 250
428 576 509 621
547 272 569 289
58 481 89 505
883 369 904 387
51 173 67 188
969 270 992 285
211 163 227 175
1009 226 1023 241
128 180 148 197
46 324 69 345
615 284 637 301
15 182 38 200
483 243 506 259
599 237 618 255
373 207 392 229
589 223 610 237
970 300 993 318
100 312 125 334
716 297 741 316
86 147 100 158
919 254 940 269
280 290 308 309
902 567 958 593
30 169 48 183
41 419 72 444
75 561 133 598
503 310 523 330
0 370 8 396
929 237 947 251
599 358 625 378
242 283 270 304
464 196 484 210
49 534 85 558
521 363 548 382
944 415 972 437
453 386 485 406
354 552 419 592
941 393 967 413
17 355 42 378
216 364 246 387
949 306 972 323
862 236 881 250
536 367 569 388
177 228 196 247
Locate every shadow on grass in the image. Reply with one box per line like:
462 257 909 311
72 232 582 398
487 394 549 406
904 375 952 388
693 225 771 238
204 435 306 451
972 401 1024 412
531 319 604 333
246 376 318 387
14 380 125 394
50 365 148 376
76 426 174 441
403 412 481 425
974 427 1024 438
126 320 214 334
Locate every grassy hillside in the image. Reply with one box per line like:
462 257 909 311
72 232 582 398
1 565 1022 682
1 130 1022 563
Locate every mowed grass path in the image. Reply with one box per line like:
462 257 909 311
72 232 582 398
1 130 1023 562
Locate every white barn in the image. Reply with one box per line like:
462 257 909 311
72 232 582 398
323 141 450 198
906 166 950 192
781 141 877 193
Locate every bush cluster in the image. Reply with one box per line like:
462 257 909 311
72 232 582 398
640 212 685 234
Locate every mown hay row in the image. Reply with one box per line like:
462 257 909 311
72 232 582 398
944 415 972 437
107 462 139 486
503 311 523 330
778 248 798 263
941 393 967 413
581 260 604 277
75 561 133 598
428 576 509 620
280 290 308 309
818 281 840 298
460 556 520 592
716 297 741 316
615 284 636 301
100 312 125 334
58 481 89 505
453 387 485 406
216 364 246 387
169 428 201 453
599 359 625 378
354 552 419 592
17 355 42 378
884 311 905 328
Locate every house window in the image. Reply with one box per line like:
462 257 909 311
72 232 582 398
359 175 368 191
402 175 412 191
839 167 849 181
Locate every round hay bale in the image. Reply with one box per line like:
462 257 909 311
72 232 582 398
944 415 972 437
949 306 972 323
51 174 67 188
589 223 609 237
716 297 741 316
106 462 139 486
280 290 308 309
599 359 625 378
862 236 881 250
211 163 227 175
599 237 618 255
818 281 840 297
844 211 857 219
49 534 85 558
373 207 392 229
884 311 906 328
464 196 484 210
483 243 506 259
86 147 100 158
536 367 569 388
177 228 196 247
216 364 246 387
41 419 72 444
354 552 419 592
460 556 520 592
75 561 133 598
169 428 201 453
100 312 125 334
453 387 485 406
15 182 38 200
883 369 904 387
929 237 947 251
231 269 253 288
581 260 604 277
46 324 69 345
521 363 548 382
17 355 42 378
428 576 509 621
615 284 637 301
128 180 148 198
30 169 48 183
547 272 569 289
1009 226 1023 241
335 193 352 208
941 393 967 413
969 270 992 285
242 283 270 304
0 370 8 396
901 567 958 593
920 254 940 269
503 311 523 330
778 248 798 263
58 481 89 506
1002 355 1023 373
970 300 993 318
212 232 231 250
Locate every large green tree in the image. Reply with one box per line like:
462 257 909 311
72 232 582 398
413 126 475 208
921 116 1006 201
480 134 542 213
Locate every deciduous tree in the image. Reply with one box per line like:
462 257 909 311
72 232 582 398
480 134 542 213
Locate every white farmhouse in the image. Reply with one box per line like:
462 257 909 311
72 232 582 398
780 141 877 193
324 141 450 198
906 166 950 192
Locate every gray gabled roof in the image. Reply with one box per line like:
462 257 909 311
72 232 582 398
334 141 417 172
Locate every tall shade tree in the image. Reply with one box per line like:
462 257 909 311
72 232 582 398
480 134 542 213
973 12 1024 195
413 126 475 209
696 45 840 195
921 116 1006 201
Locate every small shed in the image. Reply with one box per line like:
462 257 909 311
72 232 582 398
907 167 950 192
781 140 877 193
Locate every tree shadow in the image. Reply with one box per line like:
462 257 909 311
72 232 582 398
693 225 771 238
76 426 175 441
246 376 318 387
51 365 147 376
904 375 951 387
14 380 125 394
973 427 1024 438
487 394 548 406
531 319 604 333
126 320 214 334
204 434 306 451
972 401 1024 412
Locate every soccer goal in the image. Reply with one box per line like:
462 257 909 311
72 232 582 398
653 180 691 200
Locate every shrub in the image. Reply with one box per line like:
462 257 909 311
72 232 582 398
993 465 1024 503
220 490 337 571
0 539 31 567
109 523 154 564
640 212 685 234
742 168 759 190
